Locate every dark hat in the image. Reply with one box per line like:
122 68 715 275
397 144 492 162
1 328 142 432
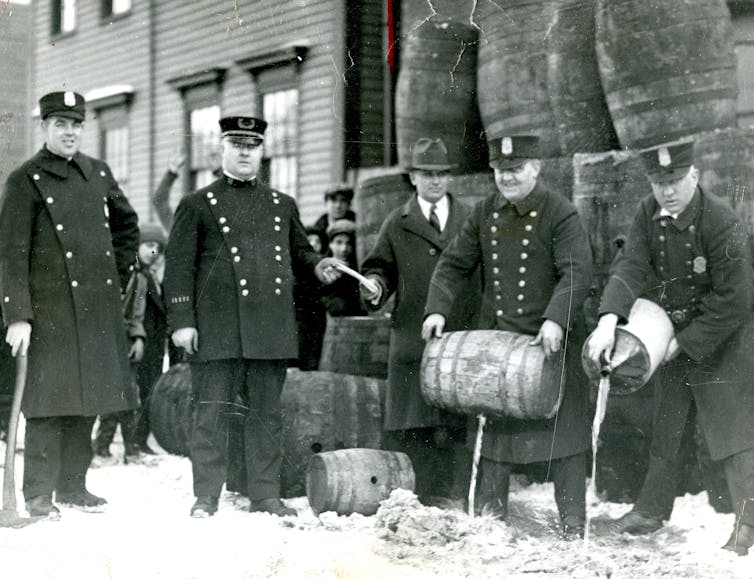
139 222 167 247
409 138 452 171
488 135 540 170
39 91 86 121
324 183 354 202
219 116 267 142
326 218 357 239
639 142 694 184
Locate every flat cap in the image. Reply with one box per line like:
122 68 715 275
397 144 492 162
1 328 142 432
324 183 354 202
139 222 167 247
326 218 357 239
639 142 694 184
488 135 540 170
39 91 86 121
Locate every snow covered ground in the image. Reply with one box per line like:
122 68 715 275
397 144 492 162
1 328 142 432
1 433 752 579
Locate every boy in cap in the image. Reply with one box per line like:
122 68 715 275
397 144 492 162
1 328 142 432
312 184 356 235
320 219 365 316
0 91 139 516
422 135 592 537
586 141 754 555
360 137 479 504
165 115 343 518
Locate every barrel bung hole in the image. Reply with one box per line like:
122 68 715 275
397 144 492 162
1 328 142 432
370 476 378 484
311 442 322 453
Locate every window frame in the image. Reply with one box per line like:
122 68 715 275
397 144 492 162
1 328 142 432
51 0 77 38
101 0 133 23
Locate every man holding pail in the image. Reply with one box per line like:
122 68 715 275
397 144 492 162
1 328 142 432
422 135 592 539
586 141 754 556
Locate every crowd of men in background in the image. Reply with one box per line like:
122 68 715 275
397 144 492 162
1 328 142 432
0 90 752 556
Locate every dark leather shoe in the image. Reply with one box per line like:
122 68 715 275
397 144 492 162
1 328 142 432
722 523 754 556
190 496 219 518
56 489 108 511
561 515 585 540
249 498 296 517
26 495 61 518
608 511 663 535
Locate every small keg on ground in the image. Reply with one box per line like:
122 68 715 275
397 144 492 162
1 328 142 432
319 315 390 379
421 330 565 420
594 0 737 150
306 448 415 516
395 18 487 173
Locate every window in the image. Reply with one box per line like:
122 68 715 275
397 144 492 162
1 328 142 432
262 89 298 196
52 0 76 35
189 105 221 189
102 0 132 19
97 105 130 194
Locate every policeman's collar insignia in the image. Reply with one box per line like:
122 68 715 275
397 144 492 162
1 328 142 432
238 118 257 130
502 137 513 156
64 91 76 107
658 147 671 167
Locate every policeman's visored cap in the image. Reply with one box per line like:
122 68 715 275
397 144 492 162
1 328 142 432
323 183 354 202
409 138 453 171
39 91 86 122
219 116 267 144
139 222 167 248
640 141 694 184
488 135 540 170
326 218 357 239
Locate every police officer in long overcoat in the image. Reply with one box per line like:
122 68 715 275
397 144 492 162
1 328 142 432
587 141 754 556
360 138 479 502
164 116 341 518
423 136 592 538
0 91 139 517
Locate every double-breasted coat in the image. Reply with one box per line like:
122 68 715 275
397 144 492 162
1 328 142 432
599 188 754 460
425 182 593 463
0 147 139 418
361 194 479 431
164 176 322 361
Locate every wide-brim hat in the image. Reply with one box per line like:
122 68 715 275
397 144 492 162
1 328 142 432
488 135 540 170
39 91 86 122
409 138 453 171
639 142 694 184
219 116 267 142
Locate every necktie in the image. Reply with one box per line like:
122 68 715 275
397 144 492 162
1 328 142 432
429 204 441 233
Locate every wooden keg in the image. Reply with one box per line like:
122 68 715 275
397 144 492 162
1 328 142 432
355 173 415 264
421 330 565 420
594 0 737 150
546 0 618 155
149 363 193 456
319 315 391 379
306 449 415 515
475 0 559 156
396 18 488 172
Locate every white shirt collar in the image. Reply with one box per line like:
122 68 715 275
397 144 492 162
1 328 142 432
416 194 449 231
659 208 679 220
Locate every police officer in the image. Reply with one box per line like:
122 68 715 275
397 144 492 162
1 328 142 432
360 138 479 504
164 116 342 518
586 141 754 556
422 135 592 538
0 91 139 517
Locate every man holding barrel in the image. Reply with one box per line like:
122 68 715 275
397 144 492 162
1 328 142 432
422 135 592 539
359 138 479 504
586 141 754 556
164 115 342 518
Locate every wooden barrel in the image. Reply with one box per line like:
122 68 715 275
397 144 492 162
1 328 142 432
306 449 415 515
694 128 754 238
319 315 390 379
396 19 488 173
546 0 618 155
149 363 193 456
476 0 560 156
594 0 737 150
355 173 415 264
421 330 565 420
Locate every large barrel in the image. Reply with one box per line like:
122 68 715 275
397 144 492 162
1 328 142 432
319 315 391 379
306 449 415 515
546 0 618 155
421 330 565 420
149 363 194 456
594 0 737 150
355 173 415 264
476 0 560 156
396 19 488 172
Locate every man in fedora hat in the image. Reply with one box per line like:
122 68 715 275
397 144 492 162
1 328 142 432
359 137 479 505
586 141 754 556
164 115 343 518
422 135 592 538
0 91 139 517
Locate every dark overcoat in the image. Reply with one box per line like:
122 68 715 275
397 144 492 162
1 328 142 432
599 188 754 460
164 176 321 361
0 147 139 418
425 182 593 463
361 194 479 431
